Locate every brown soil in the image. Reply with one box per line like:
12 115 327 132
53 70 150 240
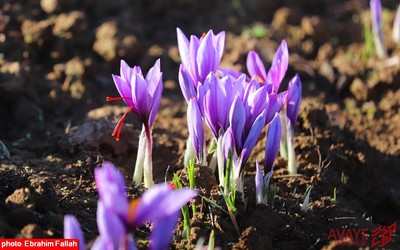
0 0 399 249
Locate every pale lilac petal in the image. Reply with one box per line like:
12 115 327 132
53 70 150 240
246 51 267 82
94 162 128 218
267 40 289 92
286 74 302 126
393 5 400 43
264 113 281 173
64 215 85 250
91 236 113 250
222 127 236 159
97 201 126 250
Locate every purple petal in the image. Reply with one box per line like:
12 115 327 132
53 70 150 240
197 31 218 82
132 74 151 121
64 215 85 250
267 40 289 93
229 97 245 151
241 111 266 166
265 93 285 124
112 75 133 107
145 59 162 95
133 184 197 225
148 76 163 127
246 51 267 82
255 161 264 204
214 30 226 62
286 74 302 126
245 85 268 130
94 162 128 219
222 127 236 160
188 98 205 161
91 236 113 250
178 65 197 102
264 113 281 173
370 0 382 31
189 35 200 82
176 28 190 71
96 201 126 249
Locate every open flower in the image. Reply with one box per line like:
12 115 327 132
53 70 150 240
108 60 163 188
93 162 198 250
108 59 163 141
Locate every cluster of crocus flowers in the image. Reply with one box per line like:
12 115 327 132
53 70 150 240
64 162 197 250
107 60 163 188
176 28 302 195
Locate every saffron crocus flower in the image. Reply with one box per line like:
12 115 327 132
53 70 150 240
108 59 163 188
185 97 206 166
370 0 387 59
280 74 302 174
64 215 85 250
94 162 198 250
246 40 288 93
177 28 225 100
129 184 198 250
393 4 400 44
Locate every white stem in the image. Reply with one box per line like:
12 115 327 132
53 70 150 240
279 111 288 159
208 151 217 173
287 122 297 175
133 126 146 185
216 135 225 187
184 136 196 168
143 126 154 188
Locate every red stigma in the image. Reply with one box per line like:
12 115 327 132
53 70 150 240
106 96 133 102
111 106 133 141
128 199 140 222
201 32 206 38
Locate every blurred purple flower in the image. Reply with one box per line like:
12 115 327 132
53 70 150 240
107 59 163 141
370 0 387 58
93 162 197 250
64 215 85 250
94 162 128 219
129 184 198 250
